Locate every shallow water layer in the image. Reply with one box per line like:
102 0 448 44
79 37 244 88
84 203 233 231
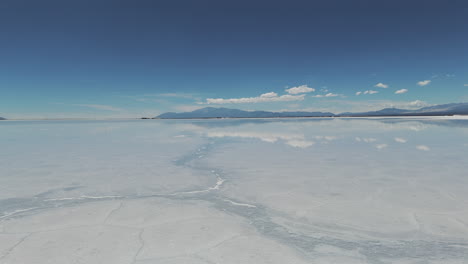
1 118 468 263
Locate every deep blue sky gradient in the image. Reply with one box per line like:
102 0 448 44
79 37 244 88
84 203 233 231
1 0 467 118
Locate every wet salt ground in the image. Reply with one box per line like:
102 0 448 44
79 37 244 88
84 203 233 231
1 118 468 263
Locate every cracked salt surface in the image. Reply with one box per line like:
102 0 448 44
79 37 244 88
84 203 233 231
1 118 468 263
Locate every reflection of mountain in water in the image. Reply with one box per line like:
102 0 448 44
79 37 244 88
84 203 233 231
164 117 334 129
166 116 468 129
158 107 334 119
157 103 468 120
377 118 468 128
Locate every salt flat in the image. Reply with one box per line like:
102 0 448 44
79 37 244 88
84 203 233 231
1 118 468 263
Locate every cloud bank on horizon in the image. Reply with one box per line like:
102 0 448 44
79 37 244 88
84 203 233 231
203 85 343 104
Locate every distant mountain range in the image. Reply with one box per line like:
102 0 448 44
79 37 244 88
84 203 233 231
0 117 6 120
338 103 468 116
155 103 468 119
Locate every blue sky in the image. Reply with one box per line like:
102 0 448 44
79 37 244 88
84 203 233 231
1 0 467 118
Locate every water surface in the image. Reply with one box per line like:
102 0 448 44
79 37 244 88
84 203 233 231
1 118 467 263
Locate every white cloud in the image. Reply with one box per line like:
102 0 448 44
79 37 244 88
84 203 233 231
260 92 278 98
464 84 468 87
355 91 362 96
311 93 340 98
363 90 379 95
417 80 431 86
395 89 408 94
320 87 329 92
408 100 429 108
74 104 124 112
394 137 407 143
375 83 389 88
416 145 430 151
204 93 305 104
285 85 315 94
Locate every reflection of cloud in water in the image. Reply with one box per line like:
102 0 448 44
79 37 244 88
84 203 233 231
314 135 337 141
416 145 431 151
355 137 377 143
206 131 304 143
206 131 340 148
371 121 429 132
378 118 468 129
408 124 427 131
2 118 468 263
285 140 315 148
176 118 467 154
207 131 316 148
394 137 407 143
176 118 334 129
375 144 388 149
176 118 468 139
